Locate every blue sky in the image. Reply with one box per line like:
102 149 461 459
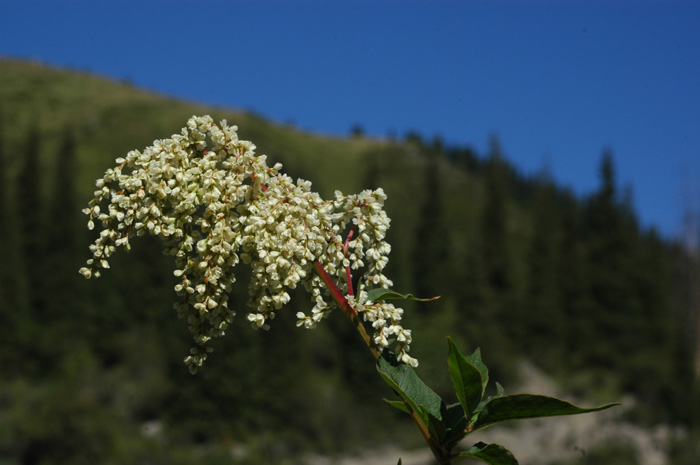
1 0 699 239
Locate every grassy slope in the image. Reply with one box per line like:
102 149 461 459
0 57 489 291
0 58 377 203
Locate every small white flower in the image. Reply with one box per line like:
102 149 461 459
400 352 419 368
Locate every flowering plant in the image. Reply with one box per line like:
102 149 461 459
81 116 616 464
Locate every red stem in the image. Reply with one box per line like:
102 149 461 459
312 260 380 360
312 264 440 458
343 227 356 297
313 260 356 317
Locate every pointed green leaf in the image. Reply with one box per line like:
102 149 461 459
460 442 519 465
447 337 483 420
367 288 440 303
494 382 505 398
471 394 619 431
378 353 464 445
476 382 506 411
466 348 489 396
377 351 444 429
383 399 410 414
397 459 402 465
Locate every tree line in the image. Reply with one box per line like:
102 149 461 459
1 112 698 464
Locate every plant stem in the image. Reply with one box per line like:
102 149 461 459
343 227 356 297
312 260 452 464
312 260 380 359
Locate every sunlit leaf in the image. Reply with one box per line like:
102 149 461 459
471 394 619 431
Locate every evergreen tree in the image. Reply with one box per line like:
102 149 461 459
447 145 480 173
0 107 20 366
0 108 11 302
0 108 7 248
473 137 518 370
18 122 45 311
458 232 497 355
481 139 512 295
556 192 596 370
524 175 565 369
668 240 700 422
583 152 648 384
44 127 86 347
14 121 49 375
411 147 449 306
633 230 689 420
46 127 78 260
361 146 382 191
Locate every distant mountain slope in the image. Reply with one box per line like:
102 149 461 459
1 59 696 460
0 57 377 201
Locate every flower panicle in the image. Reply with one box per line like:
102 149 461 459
80 115 416 372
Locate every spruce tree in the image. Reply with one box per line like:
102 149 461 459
44 126 83 341
476 138 517 367
0 107 19 364
46 127 78 259
583 152 646 385
481 140 512 294
18 122 45 308
557 192 595 370
411 146 449 306
525 175 565 369
0 108 11 301
0 108 7 247
14 121 48 375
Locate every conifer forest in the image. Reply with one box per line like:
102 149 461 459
0 59 698 464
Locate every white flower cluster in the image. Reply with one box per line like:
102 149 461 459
80 115 416 372
344 293 417 367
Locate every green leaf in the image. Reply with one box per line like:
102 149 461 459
494 382 505 398
377 351 444 429
447 337 484 420
460 442 519 465
476 382 506 410
466 347 489 396
397 459 402 465
423 405 449 443
471 394 619 431
366 288 440 303
383 399 410 414
377 351 470 448
443 402 468 433
441 402 469 448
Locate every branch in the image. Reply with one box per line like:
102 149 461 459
312 260 381 360
343 226 356 297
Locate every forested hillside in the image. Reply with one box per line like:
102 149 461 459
1 58 698 464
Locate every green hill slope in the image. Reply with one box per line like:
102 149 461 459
1 59 380 198
1 58 697 465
